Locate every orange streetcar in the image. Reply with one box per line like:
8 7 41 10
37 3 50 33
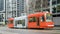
8 12 54 29
28 12 54 28
7 18 14 28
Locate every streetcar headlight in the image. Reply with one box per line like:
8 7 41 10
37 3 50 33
48 25 54 26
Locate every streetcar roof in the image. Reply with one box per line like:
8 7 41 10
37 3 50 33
14 16 27 20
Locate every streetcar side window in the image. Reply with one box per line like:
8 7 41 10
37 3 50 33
17 20 22 24
29 17 37 22
15 20 25 26
9 20 13 23
40 16 45 22
42 16 45 21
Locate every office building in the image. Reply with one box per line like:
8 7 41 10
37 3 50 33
51 0 60 26
0 0 5 23
6 0 17 18
6 0 28 18
17 0 25 17
0 0 4 11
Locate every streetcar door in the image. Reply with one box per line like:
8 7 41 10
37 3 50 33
0 13 5 25
28 17 37 28
37 17 40 26
40 16 45 22
39 15 45 28
37 16 45 26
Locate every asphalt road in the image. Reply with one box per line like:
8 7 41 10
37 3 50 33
0 26 60 34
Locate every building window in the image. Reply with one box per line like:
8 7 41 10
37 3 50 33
57 0 60 4
52 15 56 17
17 11 19 17
17 1 19 3
48 0 50 1
52 7 56 13
52 1 56 5
0 0 4 11
17 5 19 7
53 14 60 17
17 4 19 5
22 0 24 1
57 5 60 13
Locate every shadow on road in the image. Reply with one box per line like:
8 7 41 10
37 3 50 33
9 27 60 30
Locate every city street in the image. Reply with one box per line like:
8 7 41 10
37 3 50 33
0 0 60 34
0 26 60 34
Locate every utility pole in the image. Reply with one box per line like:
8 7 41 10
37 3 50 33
50 0 52 13
5 0 6 24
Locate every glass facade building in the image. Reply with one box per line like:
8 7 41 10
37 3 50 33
0 0 4 11
43 0 60 17
6 0 26 18
51 0 60 17
17 0 24 17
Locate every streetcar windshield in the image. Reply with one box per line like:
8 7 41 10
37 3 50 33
46 14 52 22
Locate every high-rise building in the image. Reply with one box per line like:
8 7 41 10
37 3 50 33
0 0 5 12
0 0 5 24
0 0 4 11
52 0 60 14
51 0 60 26
17 0 25 17
12 0 17 17
6 0 28 18
6 0 17 18
46 0 60 26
